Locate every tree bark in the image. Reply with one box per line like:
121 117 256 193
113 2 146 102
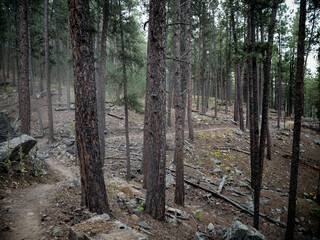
285 0 306 238
19 0 30 135
68 0 110 215
66 16 71 112
97 0 109 163
145 0 167 221
45 0 54 143
247 2 260 229
119 1 131 181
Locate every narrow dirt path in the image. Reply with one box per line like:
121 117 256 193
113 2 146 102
0 157 76 240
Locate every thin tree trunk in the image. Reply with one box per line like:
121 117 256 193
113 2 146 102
97 0 109 163
173 0 184 206
185 0 193 142
55 16 62 102
113 33 120 104
45 0 54 143
212 2 217 118
119 1 131 181
66 17 71 112
285 0 306 238
19 0 30 135
277 30 282 129
167 65 173 127
259 2 278 188
28 20 44 137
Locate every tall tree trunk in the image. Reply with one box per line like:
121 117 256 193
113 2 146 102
173 0 184 206
7 10 11 80
212 2 217 118
55 16 62 102
66 17 71 111
145 0 167 221
45 0 54 143
142 26 151 188
113 32 120 104
285 0 306 238
185 0 193 142
68 0 110 215
19 0 30 135
247 2 260 229
259 2 278 189
119 1 131 181
196 36 201 111
277 30 282 129
200 3 207 114
97 0 109 163
28 20 44 137
167 63 173 127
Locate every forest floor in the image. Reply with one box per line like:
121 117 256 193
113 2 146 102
0 86 320 240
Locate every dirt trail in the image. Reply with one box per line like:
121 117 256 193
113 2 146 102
1 157 76 240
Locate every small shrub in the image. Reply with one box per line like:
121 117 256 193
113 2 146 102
5 85 13 94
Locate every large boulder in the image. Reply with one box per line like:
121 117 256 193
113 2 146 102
0 134 37 164
225 221 266 240
0 110 19 143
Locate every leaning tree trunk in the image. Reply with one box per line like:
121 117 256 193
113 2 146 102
68 0 110 215
285 0 306 238
19 0 30 135
145 0 167 221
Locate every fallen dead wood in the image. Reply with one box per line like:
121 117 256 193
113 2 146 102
107 112 124 120
283 153 320 172
217 175 227 194
192 109 199 113
230 147 250 155
168 171 286 228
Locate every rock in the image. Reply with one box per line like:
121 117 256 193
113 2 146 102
27 212 34 216
37 151 50 160
261 200 269 206
87 213 110 222
276 188 281 192
225 221 265 240
166 173 175 186
314 139 320 145
0 134 37 165
53 226 64 237
66 178 81 192
139 221 151 230
118 185 134 199
210 158 221 165
0 110 19 143
131 214 139 222
129 181 142 190
207 223 215 232
276 208 282 214
195 232 205 240
213 168 221 174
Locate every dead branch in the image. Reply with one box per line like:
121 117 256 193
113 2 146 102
217 175 227 194
107 112 124 120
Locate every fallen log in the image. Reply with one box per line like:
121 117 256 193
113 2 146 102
167 169 286 228
107 112 124 120
217 175 227 194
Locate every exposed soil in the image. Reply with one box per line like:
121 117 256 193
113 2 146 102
0 86 319 240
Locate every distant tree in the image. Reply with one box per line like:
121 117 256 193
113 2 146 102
68 0 110 214
118 0 131 181
19 0 30 135
44 0 54 143
145 0 167 220
97 0 109 162
285 0 306 238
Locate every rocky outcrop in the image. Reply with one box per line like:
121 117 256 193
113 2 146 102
0 134 37 164
0 110 19 143
225 221 266 240
68 213 148 240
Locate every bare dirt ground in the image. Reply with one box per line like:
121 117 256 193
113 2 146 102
0 86 319 240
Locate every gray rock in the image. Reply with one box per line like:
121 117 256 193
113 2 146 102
314 139 320 145
53 226 64 237
213 168 221 174
87 213 110 222
0 110 19 143
27 212 35 216
207 223 215 232
261 200 269 206
166 174 175 186
195 232 205 240
0 134 37 164
225 221 265 240
276 208 282 214
139 221 151 230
